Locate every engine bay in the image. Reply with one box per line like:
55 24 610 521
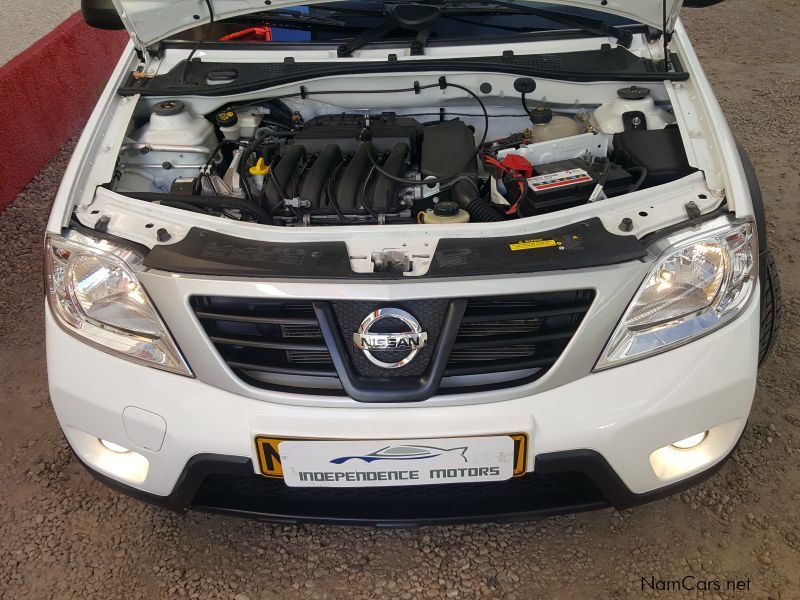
111 77 695 227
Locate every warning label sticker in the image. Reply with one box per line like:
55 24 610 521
527 168 593 192
509 239 560 251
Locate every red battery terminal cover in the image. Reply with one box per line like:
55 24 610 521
500 154 533 178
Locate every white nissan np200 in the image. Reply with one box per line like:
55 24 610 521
45 0 781 524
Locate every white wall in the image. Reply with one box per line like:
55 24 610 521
0 0 80 66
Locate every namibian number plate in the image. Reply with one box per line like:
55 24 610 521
254 434 528 488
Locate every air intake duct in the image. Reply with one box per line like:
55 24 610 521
452 180 506 222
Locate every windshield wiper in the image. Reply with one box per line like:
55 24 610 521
336 3 443 56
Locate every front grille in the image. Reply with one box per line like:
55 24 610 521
191 290 593 398
191 298 336 379
191 470 607 523
444 293 593 380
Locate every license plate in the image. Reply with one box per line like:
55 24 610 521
254 434 528 488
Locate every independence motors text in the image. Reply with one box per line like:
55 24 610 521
298 467 501 483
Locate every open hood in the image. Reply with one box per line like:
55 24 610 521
111 0 684 50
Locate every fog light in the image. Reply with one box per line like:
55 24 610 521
100 439 130 453
671 431 708 450
648 423 741 481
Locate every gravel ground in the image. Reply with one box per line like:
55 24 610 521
2 1 800 598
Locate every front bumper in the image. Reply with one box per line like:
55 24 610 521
47 295 759 525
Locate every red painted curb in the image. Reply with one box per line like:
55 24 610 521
0 12 128 212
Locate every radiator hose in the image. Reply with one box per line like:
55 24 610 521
452 179 506 222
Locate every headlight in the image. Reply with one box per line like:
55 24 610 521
45 232 192 376
596 217 757 369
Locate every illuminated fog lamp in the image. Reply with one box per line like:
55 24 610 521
671 431 708 450
100 439 131 453
650 431 713 480
95 439 149 484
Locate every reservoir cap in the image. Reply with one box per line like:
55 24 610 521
529 107 553 125
433 201 460 217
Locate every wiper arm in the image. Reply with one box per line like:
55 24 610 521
337 4 442 57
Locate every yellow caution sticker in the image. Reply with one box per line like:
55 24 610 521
509 238 560 251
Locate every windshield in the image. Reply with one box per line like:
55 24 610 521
169 1 637 45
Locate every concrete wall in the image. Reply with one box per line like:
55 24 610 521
0 0 80 65
0 7 128 210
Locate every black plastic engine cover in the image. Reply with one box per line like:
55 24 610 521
291 113 423 158
421 120 478 177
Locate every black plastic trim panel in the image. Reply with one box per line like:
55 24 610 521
143 218 646 278
429 218 646 276
144 227 353 277
120 47 687 97
74 442 739 526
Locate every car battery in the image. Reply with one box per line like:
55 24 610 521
518 158 633 216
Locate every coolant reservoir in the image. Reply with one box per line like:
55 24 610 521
424 201 470 224
593 86 675 134
528 107 582 143
118 100 218 192
133 100 216 149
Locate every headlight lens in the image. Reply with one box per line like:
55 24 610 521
45 233 192 376
596 218 757 369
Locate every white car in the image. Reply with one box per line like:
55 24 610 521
45 0 781 524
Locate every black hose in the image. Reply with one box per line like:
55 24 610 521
452 179 506 222
466 200 506 222
160 200 208 215
359 163 379 218
238 147 254 203
325 157 349 222
521 92 532 115
627 166 648 193
130 193 272 224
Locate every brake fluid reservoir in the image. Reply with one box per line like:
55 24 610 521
424 201 470 224
528 108 582 143
593 86 675 134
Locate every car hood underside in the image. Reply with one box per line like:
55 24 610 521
112 0 684 49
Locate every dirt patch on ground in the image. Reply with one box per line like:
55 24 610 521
1 1 799 598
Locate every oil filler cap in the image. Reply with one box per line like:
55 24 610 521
433 201 460 217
